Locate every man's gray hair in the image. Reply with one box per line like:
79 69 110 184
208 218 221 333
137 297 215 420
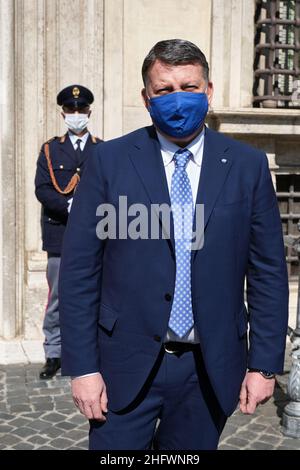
142 39 209 85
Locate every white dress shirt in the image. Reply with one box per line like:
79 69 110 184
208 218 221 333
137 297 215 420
68 130 89 150
156 128 205 344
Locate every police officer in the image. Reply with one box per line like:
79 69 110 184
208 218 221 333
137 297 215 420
35 85 102 379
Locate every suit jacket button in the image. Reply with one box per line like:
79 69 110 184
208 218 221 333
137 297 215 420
59 164 64 169
165 293 172 302
153 335 161 342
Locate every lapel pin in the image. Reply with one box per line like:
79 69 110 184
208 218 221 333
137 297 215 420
221 158 227 163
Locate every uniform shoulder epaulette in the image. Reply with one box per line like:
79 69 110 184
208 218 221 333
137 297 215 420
58 134 67 143
40 136 57 152
45 136 58 144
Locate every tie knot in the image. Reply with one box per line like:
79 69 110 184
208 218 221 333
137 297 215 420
76 138 82 147
173 149 192 170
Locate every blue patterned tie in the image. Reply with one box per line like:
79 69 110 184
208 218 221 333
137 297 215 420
168 149 194 338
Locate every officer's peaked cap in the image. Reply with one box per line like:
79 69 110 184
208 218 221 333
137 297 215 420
57 84 94 107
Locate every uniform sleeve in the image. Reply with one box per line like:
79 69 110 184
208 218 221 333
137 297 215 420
34 144 69 221
246 153 289 373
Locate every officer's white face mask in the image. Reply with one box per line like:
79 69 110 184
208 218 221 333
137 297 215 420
64 113 89 134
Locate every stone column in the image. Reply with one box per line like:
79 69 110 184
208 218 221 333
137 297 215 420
103 0 124 140
210 0 255 110
0 0 18 339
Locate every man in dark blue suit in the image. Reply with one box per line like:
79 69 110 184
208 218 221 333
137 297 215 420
35 85 102 379
59 40 289 450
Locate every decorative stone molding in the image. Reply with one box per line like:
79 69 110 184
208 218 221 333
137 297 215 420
207 109 300 174
207 108 300 136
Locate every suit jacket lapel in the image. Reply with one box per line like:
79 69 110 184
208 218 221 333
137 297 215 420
128 126 175 254
192 127 233 258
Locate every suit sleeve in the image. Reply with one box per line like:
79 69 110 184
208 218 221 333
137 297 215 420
59 145 105 376
34 145 69 221
246 153 289 373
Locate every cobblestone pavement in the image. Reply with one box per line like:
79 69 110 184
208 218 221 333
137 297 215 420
0 352 299 450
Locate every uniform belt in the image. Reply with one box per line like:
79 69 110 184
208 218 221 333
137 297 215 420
163 341 199 354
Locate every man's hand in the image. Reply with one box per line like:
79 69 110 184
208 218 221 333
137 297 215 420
239 371 275 414
71 373 108 421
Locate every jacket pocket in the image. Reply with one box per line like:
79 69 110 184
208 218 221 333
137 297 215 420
214 196 248 209
98 303 118 333
52 163 75 171
213 197 248 215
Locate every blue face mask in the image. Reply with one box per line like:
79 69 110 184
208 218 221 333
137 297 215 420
148 91 208 138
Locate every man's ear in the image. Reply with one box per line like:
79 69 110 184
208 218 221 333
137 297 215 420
61 111 65 119
88 110 92 118
141 88 149 109
206 81 214 107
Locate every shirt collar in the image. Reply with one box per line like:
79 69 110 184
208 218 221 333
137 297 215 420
68 131 90 147
156 127 205 167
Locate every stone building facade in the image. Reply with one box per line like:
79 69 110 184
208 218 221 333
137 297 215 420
0 0 299 343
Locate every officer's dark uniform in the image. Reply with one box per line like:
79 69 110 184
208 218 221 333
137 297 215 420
35 85 102 379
